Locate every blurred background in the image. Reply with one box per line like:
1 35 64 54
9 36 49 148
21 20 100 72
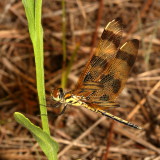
0 0 160 159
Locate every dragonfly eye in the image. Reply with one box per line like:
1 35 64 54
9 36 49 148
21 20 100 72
51 88 64 101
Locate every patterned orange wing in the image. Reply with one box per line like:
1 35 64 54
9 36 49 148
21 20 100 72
74 19 123 94
73 39 140 129
85 39 139 106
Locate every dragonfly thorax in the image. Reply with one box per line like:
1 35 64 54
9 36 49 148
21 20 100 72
64 93 86 106
51 88 86 106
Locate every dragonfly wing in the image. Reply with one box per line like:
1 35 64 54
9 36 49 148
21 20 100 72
87 39 139 102
75 19 123 92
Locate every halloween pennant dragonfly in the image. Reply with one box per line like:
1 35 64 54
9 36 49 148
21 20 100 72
51 19 142 129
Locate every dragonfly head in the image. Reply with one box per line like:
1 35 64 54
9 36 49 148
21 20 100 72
51 88 64 102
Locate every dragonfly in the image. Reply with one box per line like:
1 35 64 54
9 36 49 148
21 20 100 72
51 18 142 129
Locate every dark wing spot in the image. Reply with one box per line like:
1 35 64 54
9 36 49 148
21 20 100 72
100 94 109 101
100 74 114 84
132 39 139 49
86 96 90 100
116 50 136 67
90 55 108 69
83 72 93 82
112 79 121 93
90 55 100 67
101 29 121 48
100 59 108 69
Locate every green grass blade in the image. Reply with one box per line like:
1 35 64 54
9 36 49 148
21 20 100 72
22 0 49 134
22 0 35 41
14 112 58 160
61 0 67 89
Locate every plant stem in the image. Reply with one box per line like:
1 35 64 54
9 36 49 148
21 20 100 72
61 0 67 89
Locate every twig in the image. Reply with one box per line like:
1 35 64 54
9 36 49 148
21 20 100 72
127 81 160 120
58 117 106 158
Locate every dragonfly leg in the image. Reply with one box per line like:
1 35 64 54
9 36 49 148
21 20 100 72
56 104 68 116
